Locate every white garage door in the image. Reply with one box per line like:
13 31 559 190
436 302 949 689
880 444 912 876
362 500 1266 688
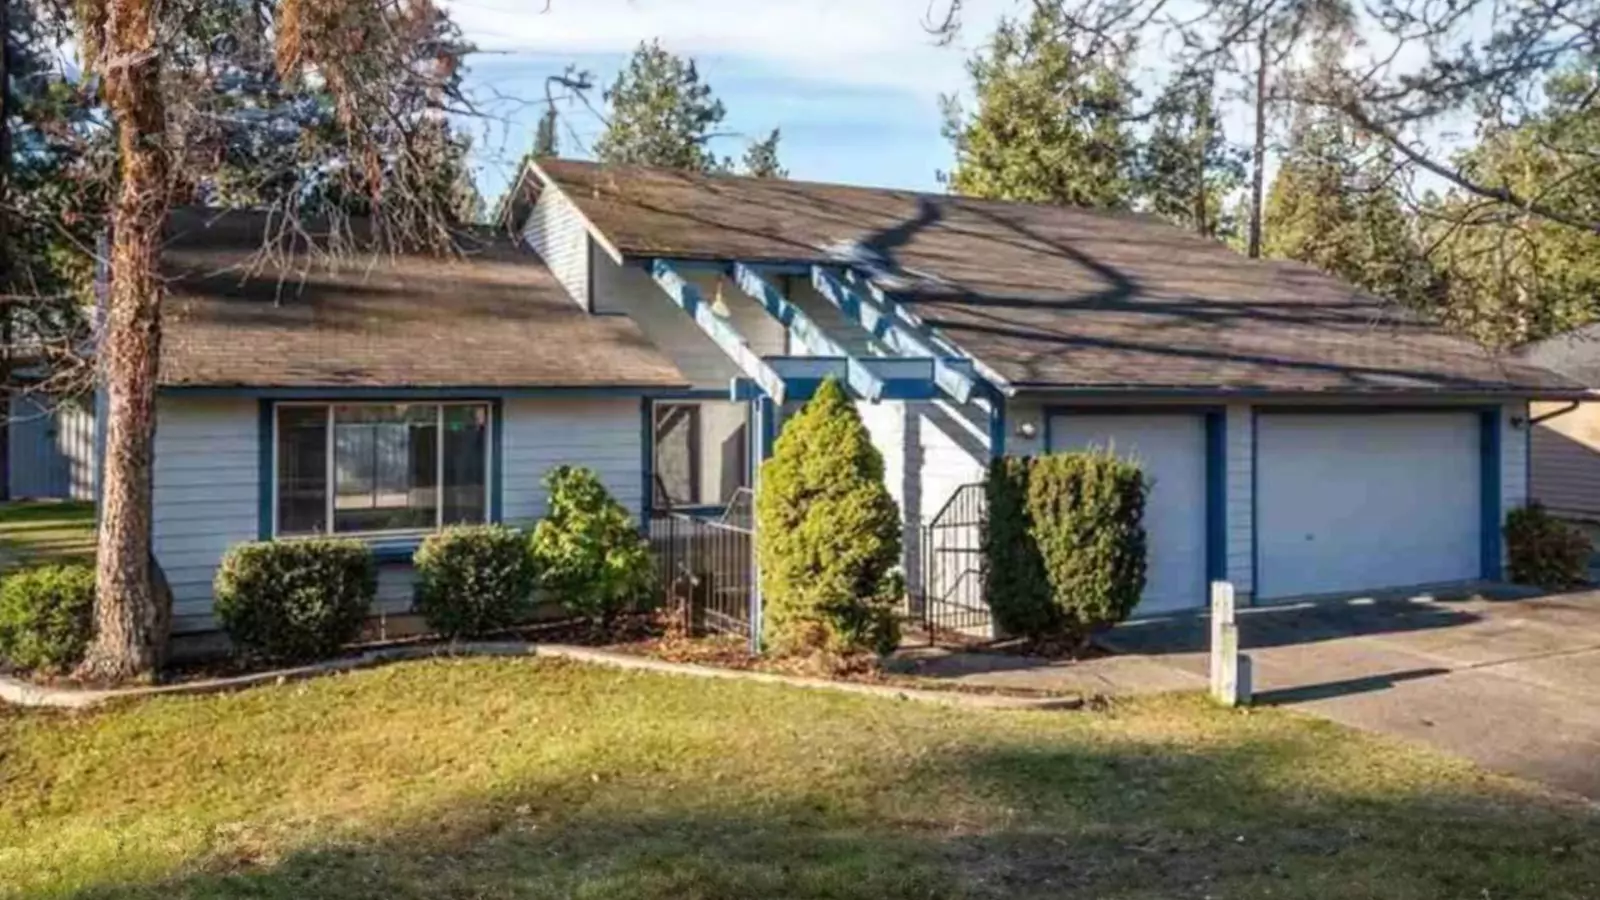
1049 414 1208 615
1256 413 1481 600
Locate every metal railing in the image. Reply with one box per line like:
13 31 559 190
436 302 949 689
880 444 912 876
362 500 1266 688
649 492 757 640
919 482 993 641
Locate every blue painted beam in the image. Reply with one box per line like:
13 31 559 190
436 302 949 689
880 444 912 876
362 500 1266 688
650 260 788 405
731 263 889 402
839 268 1013 394
809 267 977 404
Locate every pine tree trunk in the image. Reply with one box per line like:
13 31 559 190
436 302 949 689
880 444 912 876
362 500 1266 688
75 0 170 683
1247 26 1269 259
0 0 14 503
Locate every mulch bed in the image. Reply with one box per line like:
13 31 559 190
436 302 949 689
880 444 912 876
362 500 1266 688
6 615 667 692
610 632 1084 700
8 614 1085 702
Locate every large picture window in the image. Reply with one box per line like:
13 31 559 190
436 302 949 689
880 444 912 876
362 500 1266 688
652 400 749 509
275 402 490 537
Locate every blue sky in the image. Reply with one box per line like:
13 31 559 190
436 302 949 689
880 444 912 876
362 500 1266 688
443 0 1459 208
444 0 1018 202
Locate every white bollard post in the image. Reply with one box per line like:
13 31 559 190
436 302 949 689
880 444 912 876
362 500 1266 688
1209 580 1251 707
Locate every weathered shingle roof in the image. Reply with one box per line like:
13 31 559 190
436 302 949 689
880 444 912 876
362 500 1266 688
159 209 688 390
1515 324 1600 388
535 158 1580 396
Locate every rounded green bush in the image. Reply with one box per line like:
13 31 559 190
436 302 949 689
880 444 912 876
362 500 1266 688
1025 449 1148 639
756 377 902 657
414 524 538 638
0 563 96 674
531 466 655 625
214 539 376 662
982 456 1058 638
1506 502 1591 590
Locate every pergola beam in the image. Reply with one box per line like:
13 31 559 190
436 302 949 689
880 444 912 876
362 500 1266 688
809 267 977 404
731 263 887 402
649 260 788 405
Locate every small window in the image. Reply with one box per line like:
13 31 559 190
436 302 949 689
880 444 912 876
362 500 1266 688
652 401 749 509
275 402 491 537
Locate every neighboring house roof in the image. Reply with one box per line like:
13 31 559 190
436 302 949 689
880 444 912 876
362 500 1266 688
159 209 688 390
533 158 1579 396
1515 324 1600 389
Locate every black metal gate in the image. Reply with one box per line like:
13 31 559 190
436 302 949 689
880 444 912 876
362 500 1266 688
649 491 757 642
919 483 993 642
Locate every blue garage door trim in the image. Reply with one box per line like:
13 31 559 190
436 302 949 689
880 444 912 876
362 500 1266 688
1480 408 1503 581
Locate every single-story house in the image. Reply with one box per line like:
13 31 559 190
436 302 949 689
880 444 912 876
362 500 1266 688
138 161 1584 634
1515 325 1600 521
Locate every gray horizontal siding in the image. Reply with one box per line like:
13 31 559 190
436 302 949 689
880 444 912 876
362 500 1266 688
1530 401 1600 518
375 565 416 615
8 393 96 500
152 397 261 633
158 394 648 633
521 188 590 309
502 396 643 524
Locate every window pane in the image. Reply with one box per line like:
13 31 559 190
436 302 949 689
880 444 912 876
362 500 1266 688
276 406 327 535
653 404 699 509
442 405 488 525
332 404 437 533
700 401 750 505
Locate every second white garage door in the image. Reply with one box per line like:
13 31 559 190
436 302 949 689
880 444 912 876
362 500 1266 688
1048 413 1208 615
1256 412 1482 600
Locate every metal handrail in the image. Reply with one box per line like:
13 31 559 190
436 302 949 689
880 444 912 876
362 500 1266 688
927 482 985 529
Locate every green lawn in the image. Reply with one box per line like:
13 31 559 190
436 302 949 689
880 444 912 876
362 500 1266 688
0 501 95 572
2 659 1596 899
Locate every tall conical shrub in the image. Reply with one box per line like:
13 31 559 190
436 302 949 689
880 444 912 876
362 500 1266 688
756 378 903 656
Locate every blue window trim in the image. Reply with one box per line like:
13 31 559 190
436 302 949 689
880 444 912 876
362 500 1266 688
644 392 771 524
489 398 505 524
1041 404 1227 586
640 397 654 527
1250 404 1507 595
257 396 504 547
257 400 273 540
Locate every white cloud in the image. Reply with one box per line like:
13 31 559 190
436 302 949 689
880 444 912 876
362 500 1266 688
443 0 1020 96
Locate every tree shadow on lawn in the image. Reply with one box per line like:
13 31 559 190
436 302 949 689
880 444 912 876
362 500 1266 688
67 734 1600 900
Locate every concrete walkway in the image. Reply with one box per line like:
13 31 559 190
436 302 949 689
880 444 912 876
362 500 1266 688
897 645 1207 697
902 591 1600 799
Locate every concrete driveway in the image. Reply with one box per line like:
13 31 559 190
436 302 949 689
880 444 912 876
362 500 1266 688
1102 590 1600 801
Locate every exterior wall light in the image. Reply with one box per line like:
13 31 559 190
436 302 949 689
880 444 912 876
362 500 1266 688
1015 420 1039 439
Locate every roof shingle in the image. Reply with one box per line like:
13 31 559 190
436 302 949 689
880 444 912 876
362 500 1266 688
536 158 1579 396
159 209 688 390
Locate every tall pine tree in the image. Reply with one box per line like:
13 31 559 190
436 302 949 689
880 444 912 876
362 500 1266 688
742 128 786 178
596 40 784 178
941 3 1137 209
1421 65 1600 347
1137 72 1246 239
595 40 726 171
1262 106 1429 308
533 105 559 157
